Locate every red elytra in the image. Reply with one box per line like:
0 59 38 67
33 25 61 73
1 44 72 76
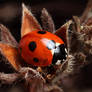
18 30 64 66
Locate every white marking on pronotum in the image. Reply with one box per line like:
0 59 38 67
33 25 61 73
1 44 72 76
63 59 65 61
56 60 61 65
50 42 60 55
66 54 68 57
55 43 60 47
51 46 60 55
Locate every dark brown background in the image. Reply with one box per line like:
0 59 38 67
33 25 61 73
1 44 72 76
0 0 87 41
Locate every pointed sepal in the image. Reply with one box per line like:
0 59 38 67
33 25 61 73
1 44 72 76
55 20 72 46
0 42 22 70
0 24 18 47
41 8 55 33
21 4 42 37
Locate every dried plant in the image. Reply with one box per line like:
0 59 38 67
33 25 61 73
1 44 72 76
0 1 92 92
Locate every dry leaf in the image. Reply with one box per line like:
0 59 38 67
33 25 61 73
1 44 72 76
61 17 92 92
80 0 92 24
21 4 42 37
0 42 22 70
41 8 55 33
19 67 45 92
83 17 92 26
0 24 18 47
55 20 72 46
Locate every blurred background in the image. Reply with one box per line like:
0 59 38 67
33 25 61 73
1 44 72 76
0 0 88 42
1 1 92 92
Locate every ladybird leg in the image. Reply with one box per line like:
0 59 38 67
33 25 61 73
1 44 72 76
37 67 43 73
45 64 56 80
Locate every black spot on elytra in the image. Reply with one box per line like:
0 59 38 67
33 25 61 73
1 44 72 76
29 41 36 52
33 58 39 62
38 31 46 34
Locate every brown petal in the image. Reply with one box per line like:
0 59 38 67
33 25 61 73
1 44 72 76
0 24 18 47
0 42 22 70
41 8 55 33
55 20 72 45
21 4 42 37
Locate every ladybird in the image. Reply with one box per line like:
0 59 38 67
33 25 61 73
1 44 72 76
19 30 67 66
